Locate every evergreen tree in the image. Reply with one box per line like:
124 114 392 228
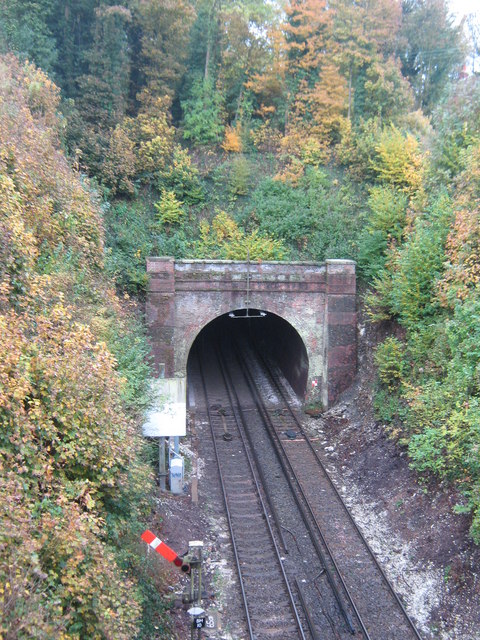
49 0 100 96
181 75 225 144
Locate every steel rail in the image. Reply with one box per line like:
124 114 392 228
254 343 424 640
195 344 255 640
233 342 361 638
294 578 322 640
214 342 308 640
196 342 307 640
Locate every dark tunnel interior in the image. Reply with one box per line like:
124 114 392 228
187 309 309 398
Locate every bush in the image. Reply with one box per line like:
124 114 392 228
374 337 405 391
371 124 424 197
157 147 205 204
357 186 408 281
430 77 480 183
336 117 382 181
193 210 287 260
222 124 243 153
244 167 364 261
389 194 452 328
181 76 225 145
228 155 251 196
374 387 405 424
445 299 480 395
104 202 154 295
155 189 185 225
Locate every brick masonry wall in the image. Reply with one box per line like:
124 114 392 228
325 260 357 407
146 258 356 407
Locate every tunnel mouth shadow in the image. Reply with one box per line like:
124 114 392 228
187 308 309 399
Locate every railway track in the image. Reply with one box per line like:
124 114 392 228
191 327 423 640
195 340 307 640
238 335 423 640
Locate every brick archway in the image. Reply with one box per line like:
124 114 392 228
146 258 356 408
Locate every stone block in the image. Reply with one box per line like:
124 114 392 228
327 344 357 368
327 311 357 327
328 296 356 312
328 323 357 347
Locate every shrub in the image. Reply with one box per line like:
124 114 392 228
244 167 364 261
155 189 185 226
366 186 408 241
336 117 382 181
104 202 154 295
222 124 243 153
371 124 425 197
374 337 405 391
357 186 408 281
389 194 452 328
193 210 287 260
228 155 251 196
158 147 205 204
181 76 225 145
101 124 137 196
0 57 171 636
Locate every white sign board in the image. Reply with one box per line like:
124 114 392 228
142 378 187 437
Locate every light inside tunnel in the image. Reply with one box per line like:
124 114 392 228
228 310 267 318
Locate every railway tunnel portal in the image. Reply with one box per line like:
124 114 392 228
146 257 357 415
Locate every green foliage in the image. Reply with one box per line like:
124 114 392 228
380 296 480 543
389 194 452 327
1 0 479 562
374 337 405 391
357 185 408 280
367 185 408 241
229 155 251 196
244 167 364 261
104 202 154 295
373 387 405 424
0 0 57 72
361 57 414 122
430 77 480 183
158 147 205 204
399 0 465 113
336 117 382 181
357 229 389 281
182 75 225 145
445 299 480 396
101 307 153 416
154 189 185 225
156 225 192 259
193 210 287 260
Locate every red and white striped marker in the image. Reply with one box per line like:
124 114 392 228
141 530 190 573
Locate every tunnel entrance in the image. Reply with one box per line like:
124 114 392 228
187 309 309 399
146 257 357 410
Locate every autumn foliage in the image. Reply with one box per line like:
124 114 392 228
1 2 480 632
0 56 155 638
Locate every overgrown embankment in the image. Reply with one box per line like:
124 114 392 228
0 56 171 639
